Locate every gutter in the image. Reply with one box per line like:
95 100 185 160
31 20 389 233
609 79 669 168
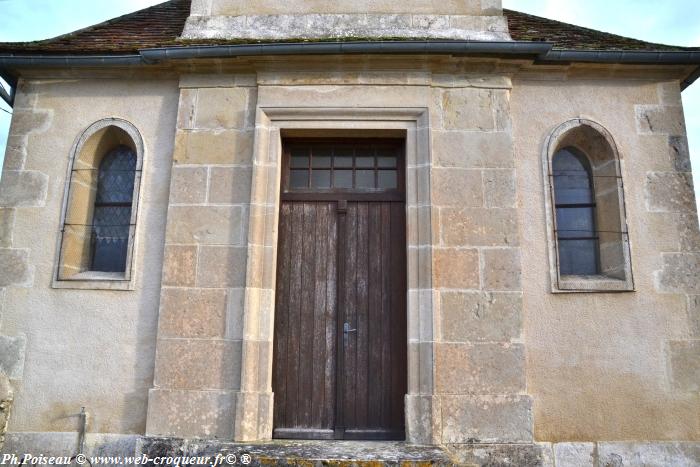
0 41 699 104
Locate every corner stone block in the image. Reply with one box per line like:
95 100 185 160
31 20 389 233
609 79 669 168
0 249 31 287
680 214 700 252
441 88 495 131
162 245 197 287
194 88 249 130
669 135 692 172
440 394 533 443
553 443 595 467
433 248 479 289
0 171 49 207
8 109 51 136
2 135 28 170
173 130 254 166
432 168 483 207
209 167 253 205
154 339 242 390
482 248 522 291
197 246 248 288
646 172 696 213
483 169 516 208
637 105 686 135
447 443 552 467
432 131 514 168
0 334 27 379
440 208 519 247
435 343 525 394
169 167 208 204
669 340 700 392
146 389 237 439
166 206 244 246
159 288 228 339
689 296 700 338
440 291 522 342
0 209 15 248
657 253 700 294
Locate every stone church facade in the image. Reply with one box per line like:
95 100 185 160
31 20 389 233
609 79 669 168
0 0 699 465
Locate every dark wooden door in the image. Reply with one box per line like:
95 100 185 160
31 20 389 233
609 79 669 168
272 140 407 441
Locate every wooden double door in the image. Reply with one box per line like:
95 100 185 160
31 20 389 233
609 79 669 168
272 140 407 440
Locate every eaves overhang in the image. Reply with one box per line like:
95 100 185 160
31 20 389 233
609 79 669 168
1 40 700 106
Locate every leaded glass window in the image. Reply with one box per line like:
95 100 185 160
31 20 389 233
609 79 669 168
91 145 136 272
552 147 600 276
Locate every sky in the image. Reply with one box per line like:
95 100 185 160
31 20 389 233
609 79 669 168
0 0 699 213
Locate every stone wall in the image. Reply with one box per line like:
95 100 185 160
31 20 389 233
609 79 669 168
0 78 179 434
512 78 700 441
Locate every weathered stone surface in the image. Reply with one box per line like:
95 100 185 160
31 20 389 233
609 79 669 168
669 340 700 392
0 373 12 448
146 390 237 439
197 246 248 288
0 249 31 287
2 135 27 170
597 442 700 467
441 395 533 443
637 105 686 135
0 171 48 207
194 88 249 130
436 343 525 394
173 130 254 165
442 88 495 130
162 245 197 287
433 248 479 289
8 109 51 136
646 172 696 213
155 339 241 390
482 248 522 291
405 394 441 445
440 291 522 342
483 169 516 208
657 253 700 294
432 131 514 168
159 288 228 339
169 167 207 204
0 334 26 380
166 206 244 245
680 214 700 252
440 208 518 247
669 135 692 172
447 443 552 467
553 443 595 467
204 0 491 15
0 209 14 248
432 168 483 207
209 167 253 204
689 296 700 338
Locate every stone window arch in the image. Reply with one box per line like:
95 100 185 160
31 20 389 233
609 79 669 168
543 119 634 292
55 118 144 289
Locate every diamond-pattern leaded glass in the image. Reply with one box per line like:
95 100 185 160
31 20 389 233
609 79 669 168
91 145 136 273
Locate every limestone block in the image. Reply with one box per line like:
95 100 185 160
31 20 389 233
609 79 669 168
166 206 244 245
657 253 700 294
209 167 253 205
432 168 483 207
689 296 700 338
0 334 26 379
669 135 692 172
2 135 27 170
435 343 525 394
176 88 197 130
194 88 249 130
659 81 683 106
162 245 197 287
405 394 442 445
440 208 519 247
553 443 595 467
0 171 48 207
433 248 479 289
0 249 31 287
440 291 521 342
482 248 522 291
159 288 228 338
207 0 489 15
0 209 14 248
637 105 686 135
680 214 700 252
447 443 552 467
646 172 696 213
669 340 700 392
483 169 516 208
146 389 237 439
8 109 51 136
173 130 254 165
169 167 207 204
433 131 514 168
154 339 242 390
442 88 494 131
440 394 533 443
645 212 683 252
226 288 246 340
412 15 449 30
597 442 700 467
197 246 248 288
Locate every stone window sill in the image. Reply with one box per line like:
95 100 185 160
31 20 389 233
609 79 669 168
553 274 635 293
52 271 134 291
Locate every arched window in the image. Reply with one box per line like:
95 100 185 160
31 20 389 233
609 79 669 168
91 146 137 272
55 119 143 289
552 148 599 276
543 119 633 292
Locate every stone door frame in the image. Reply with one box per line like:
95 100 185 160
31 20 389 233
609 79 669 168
233 107 440 444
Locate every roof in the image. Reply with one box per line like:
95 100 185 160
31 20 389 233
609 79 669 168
0 0 696 55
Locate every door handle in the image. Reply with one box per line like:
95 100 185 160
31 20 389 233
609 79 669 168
343 322 357 334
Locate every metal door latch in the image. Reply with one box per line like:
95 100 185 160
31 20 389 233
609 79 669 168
343 322 357 334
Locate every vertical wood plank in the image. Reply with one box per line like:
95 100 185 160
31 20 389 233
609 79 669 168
299 203 317 426
355 202 370 429
273 203 292 429
344 203 358 430
286 203 304 428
